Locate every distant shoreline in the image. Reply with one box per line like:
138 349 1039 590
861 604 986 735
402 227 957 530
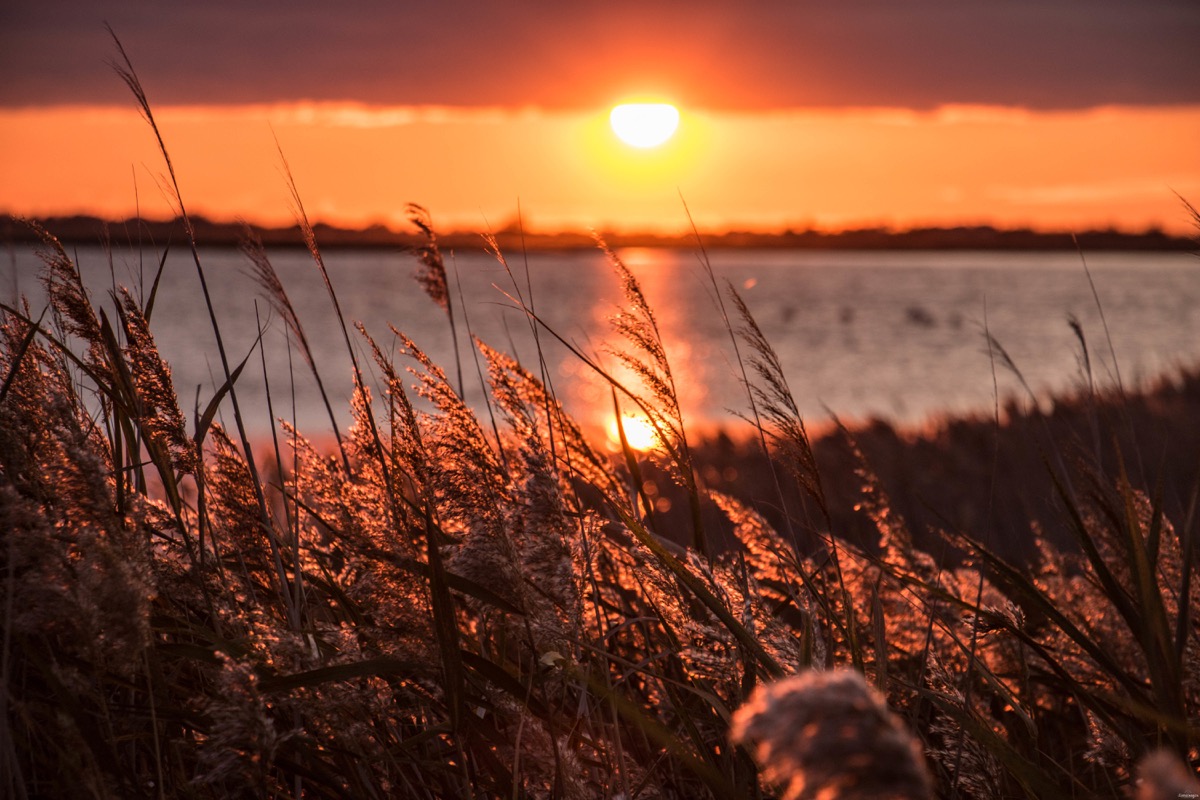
3 213 1196 252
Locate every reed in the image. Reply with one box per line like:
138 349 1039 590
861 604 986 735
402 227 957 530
1 38 1197 800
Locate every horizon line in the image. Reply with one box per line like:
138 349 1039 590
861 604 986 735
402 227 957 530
4 213 1194 250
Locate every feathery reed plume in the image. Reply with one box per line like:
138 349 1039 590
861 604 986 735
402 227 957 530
605 245 679 443
982 328 1035 404
602 241 708 553
357 322 426 493
114 288 196 474
731 669 933 800
194 653 293 793
1133 749 1200 800
393 327 506 518
711 491 826 668
0 304 46 410
206 425 276 591
408 203 450 313
408 203 465 397
32 222 107 370
727 283 829 528
477 337 616 494
241 226 349 472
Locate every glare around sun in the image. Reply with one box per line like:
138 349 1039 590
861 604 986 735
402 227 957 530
609 103 680 148
608 413 660 451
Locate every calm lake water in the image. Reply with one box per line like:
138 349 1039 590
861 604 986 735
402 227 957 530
4 244 1198 442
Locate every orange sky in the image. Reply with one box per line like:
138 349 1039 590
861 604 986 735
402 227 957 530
3 4 1198 235
2 101 1198 234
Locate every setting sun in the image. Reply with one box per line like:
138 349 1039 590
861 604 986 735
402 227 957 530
609 103 680 148
607 413 661 451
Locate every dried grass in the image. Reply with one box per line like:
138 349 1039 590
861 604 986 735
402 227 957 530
2 37 1198 800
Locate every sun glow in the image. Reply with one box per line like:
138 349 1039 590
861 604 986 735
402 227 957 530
609 103 680 148
608 413 661 451
3 103 1197 234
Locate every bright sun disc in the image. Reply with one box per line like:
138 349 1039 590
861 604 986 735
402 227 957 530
608 413 660 451
610 103 680 148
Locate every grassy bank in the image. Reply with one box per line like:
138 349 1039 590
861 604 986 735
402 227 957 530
680 368 1200 564
1 47 1198 800
4 216 1198 798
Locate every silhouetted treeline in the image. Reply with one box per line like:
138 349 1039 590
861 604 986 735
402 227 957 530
3 213 1195 252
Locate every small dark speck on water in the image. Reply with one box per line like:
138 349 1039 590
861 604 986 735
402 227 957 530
905 305 936 327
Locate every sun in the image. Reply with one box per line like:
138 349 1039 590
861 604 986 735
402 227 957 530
609 103 680 148
608 413 661 451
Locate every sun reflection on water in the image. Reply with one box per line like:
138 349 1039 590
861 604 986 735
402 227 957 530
577 247 714 445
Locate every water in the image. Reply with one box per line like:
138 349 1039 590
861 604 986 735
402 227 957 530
4 243 1198 442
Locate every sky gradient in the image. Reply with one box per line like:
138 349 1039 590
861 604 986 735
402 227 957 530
2 2 1198 233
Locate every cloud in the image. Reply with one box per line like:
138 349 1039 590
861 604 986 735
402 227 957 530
1 1 1198 109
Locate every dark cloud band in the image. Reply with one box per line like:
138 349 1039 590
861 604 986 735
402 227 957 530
2 1 1198 109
